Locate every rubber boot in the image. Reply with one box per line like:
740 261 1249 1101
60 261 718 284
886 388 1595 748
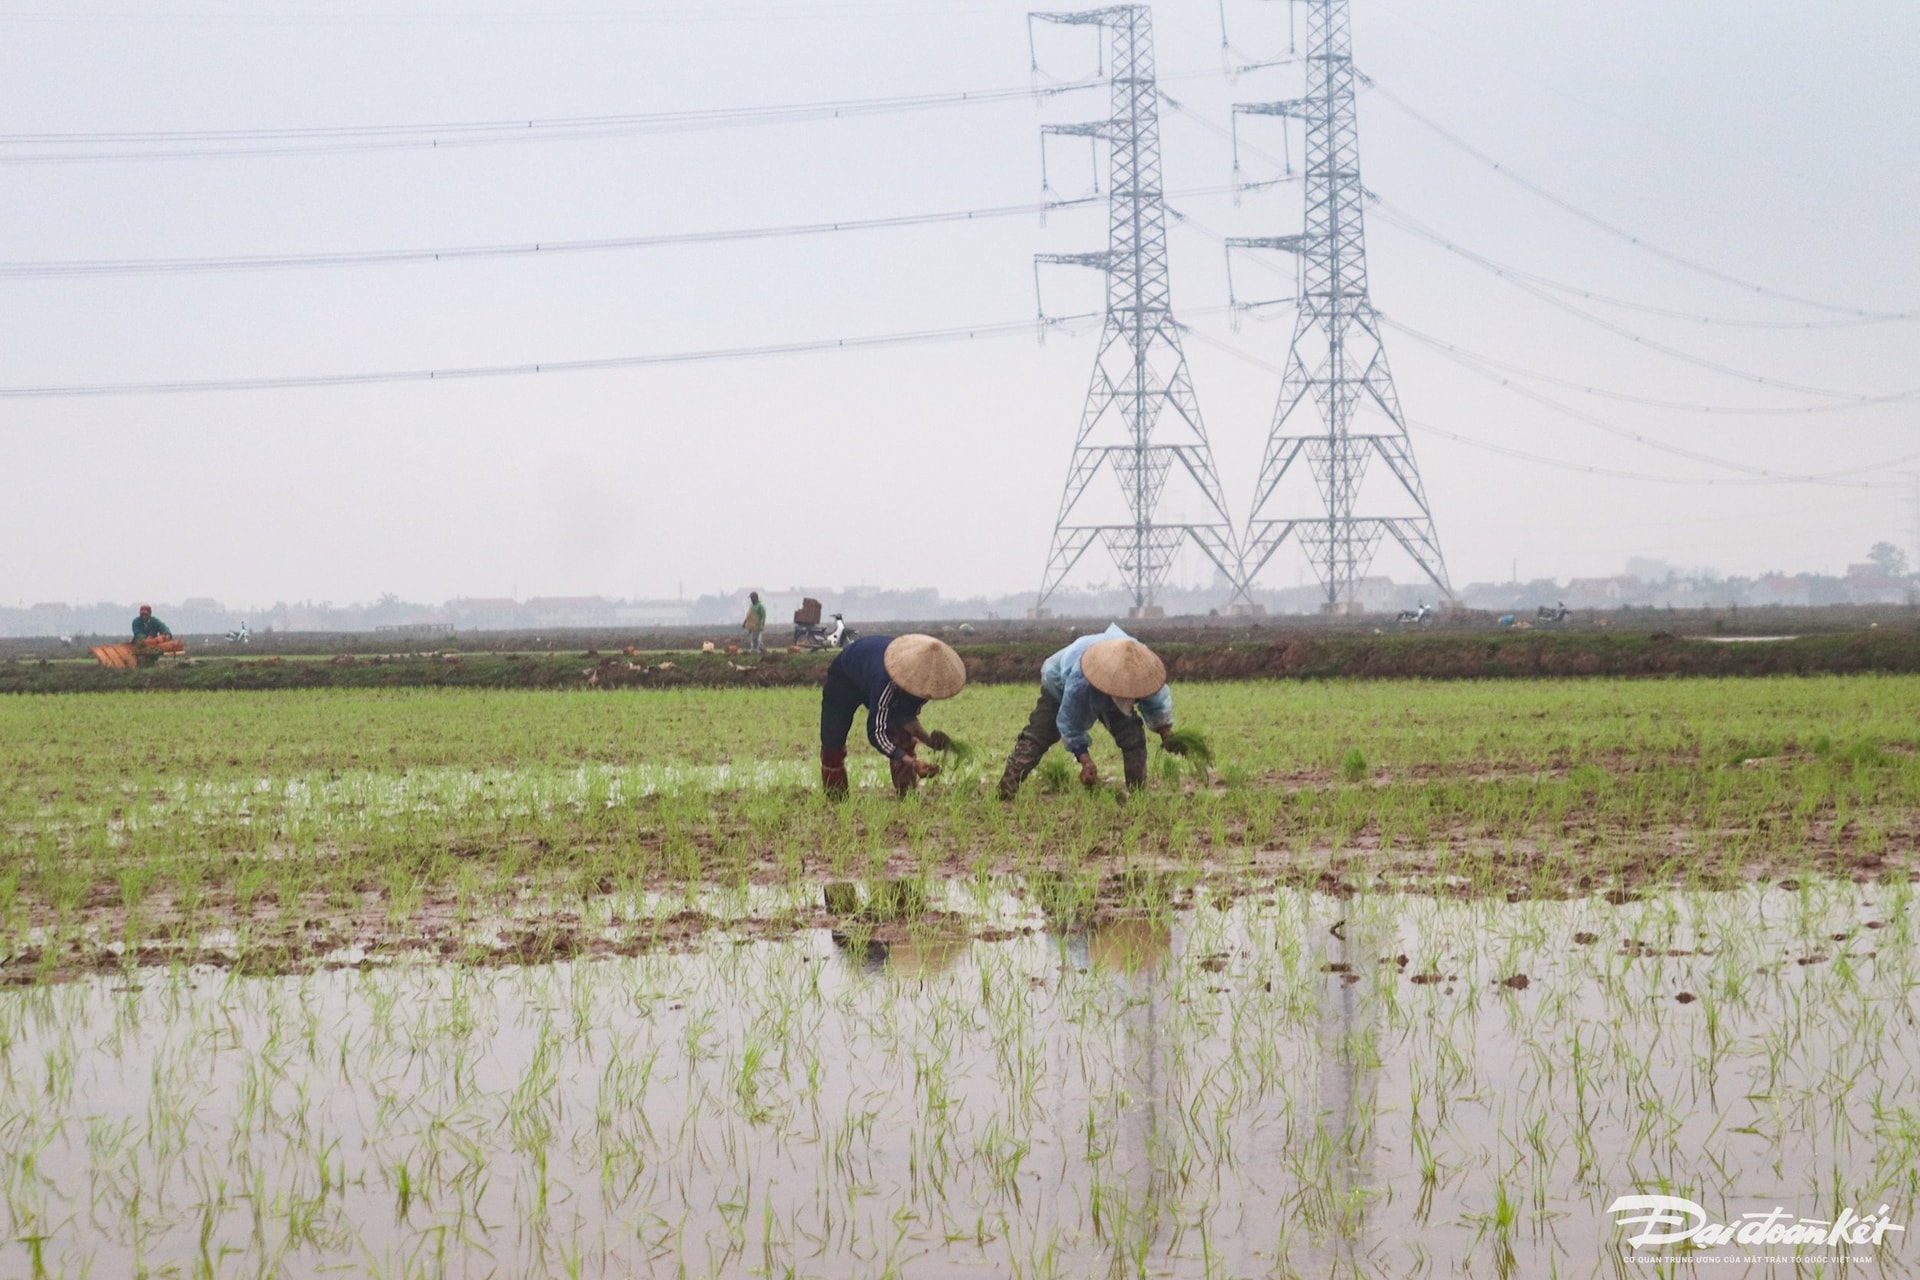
820 747 849 799
999 732 1052 801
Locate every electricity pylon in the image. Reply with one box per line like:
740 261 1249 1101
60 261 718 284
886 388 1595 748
1030 4 1240 616
1228 0 1450 611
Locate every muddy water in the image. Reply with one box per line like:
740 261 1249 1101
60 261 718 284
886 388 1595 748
0 880 1913 1278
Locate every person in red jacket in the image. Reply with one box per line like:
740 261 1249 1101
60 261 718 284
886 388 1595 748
131 604 172 641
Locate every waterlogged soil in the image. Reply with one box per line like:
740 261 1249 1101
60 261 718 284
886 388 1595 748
1 882 1912 1278
5 822 1914 987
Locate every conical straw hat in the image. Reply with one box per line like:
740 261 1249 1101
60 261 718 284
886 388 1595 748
883 634 967 699
1080 637 1166 700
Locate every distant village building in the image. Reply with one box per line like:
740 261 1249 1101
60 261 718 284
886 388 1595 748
1749 575 1812 608
446 598 523 630
1842 564 1909 604
524 597 616 629
615 602 692 625
28 603 71 631
1352 576 1401 613
1564 576 1641 608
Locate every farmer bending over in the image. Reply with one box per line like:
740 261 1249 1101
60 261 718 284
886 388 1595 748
131 605 172 642
998 622 1174 799
820 634 966 798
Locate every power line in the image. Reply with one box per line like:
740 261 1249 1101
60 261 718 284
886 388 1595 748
0 79 1102 164
1402 417 1904 490
1369 8 1892 202
1181 322 1908 489
0 4 1021 26
0 312 1101 399
1368 195 1912 330
0 196 1103 279
1363 77 1913 321
1165 112 1913 406
1367 202 1920 404
1386 315 1918 484
0 60 1252 166
0 183 1275 279
1376 314 1912 418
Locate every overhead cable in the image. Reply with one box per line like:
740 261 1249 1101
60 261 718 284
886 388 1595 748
1402 418 1907 490
0 79 1102 164
0 313 1102 399
0 61 1249 165
1385 315 1914 482
1365 203 1919 403
1363 77 1912 321
1376 314 1913 418
0 196 1104 279
1180 322 1908 489
0 183 1274 280
1368 195 1911 330
0 4 1023 26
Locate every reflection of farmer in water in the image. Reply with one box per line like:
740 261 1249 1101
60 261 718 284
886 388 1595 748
998 623 1176 799
818 634 966 798
1050 917 1174 976
825 879 969 976
831 928 969 977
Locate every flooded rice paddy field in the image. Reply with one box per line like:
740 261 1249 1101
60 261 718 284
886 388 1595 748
5 678 1920 977
4 678 1920 1274
2 882 1914 1277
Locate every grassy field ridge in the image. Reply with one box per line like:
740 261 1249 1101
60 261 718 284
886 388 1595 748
6 628 1920 693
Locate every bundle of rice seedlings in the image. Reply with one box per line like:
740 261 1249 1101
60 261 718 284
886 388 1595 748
1340 746 1368 783
931 736 978 766
1035 755 1074 793
1158 728 1214 766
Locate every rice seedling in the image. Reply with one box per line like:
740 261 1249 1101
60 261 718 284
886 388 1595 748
929 735 979 767
1158 727 1213 766
1340 746 1369 783
1033 755 1074 794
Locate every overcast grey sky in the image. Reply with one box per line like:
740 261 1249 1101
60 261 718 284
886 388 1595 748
1 0 1916 607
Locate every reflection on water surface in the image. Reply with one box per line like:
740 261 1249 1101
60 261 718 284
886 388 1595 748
0 878 1912 1278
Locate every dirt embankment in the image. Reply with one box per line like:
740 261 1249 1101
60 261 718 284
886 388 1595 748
7 630 1920 694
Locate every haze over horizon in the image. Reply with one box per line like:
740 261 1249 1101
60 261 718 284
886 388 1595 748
3 0 1915 607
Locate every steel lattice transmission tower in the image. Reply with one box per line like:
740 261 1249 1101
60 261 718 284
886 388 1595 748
1227 0 1450 611
1029 5 1240 616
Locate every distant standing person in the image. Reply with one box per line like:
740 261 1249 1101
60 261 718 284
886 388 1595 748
742 591 768 653
820 634 966 798
997 622 1175 799
131 605 172 642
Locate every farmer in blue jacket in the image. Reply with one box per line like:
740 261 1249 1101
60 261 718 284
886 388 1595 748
820 634 967 798
997 623 1175 799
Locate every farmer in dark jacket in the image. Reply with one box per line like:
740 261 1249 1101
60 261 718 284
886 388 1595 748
820 634 966 798
998 622 1175 799
131 605 172 641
